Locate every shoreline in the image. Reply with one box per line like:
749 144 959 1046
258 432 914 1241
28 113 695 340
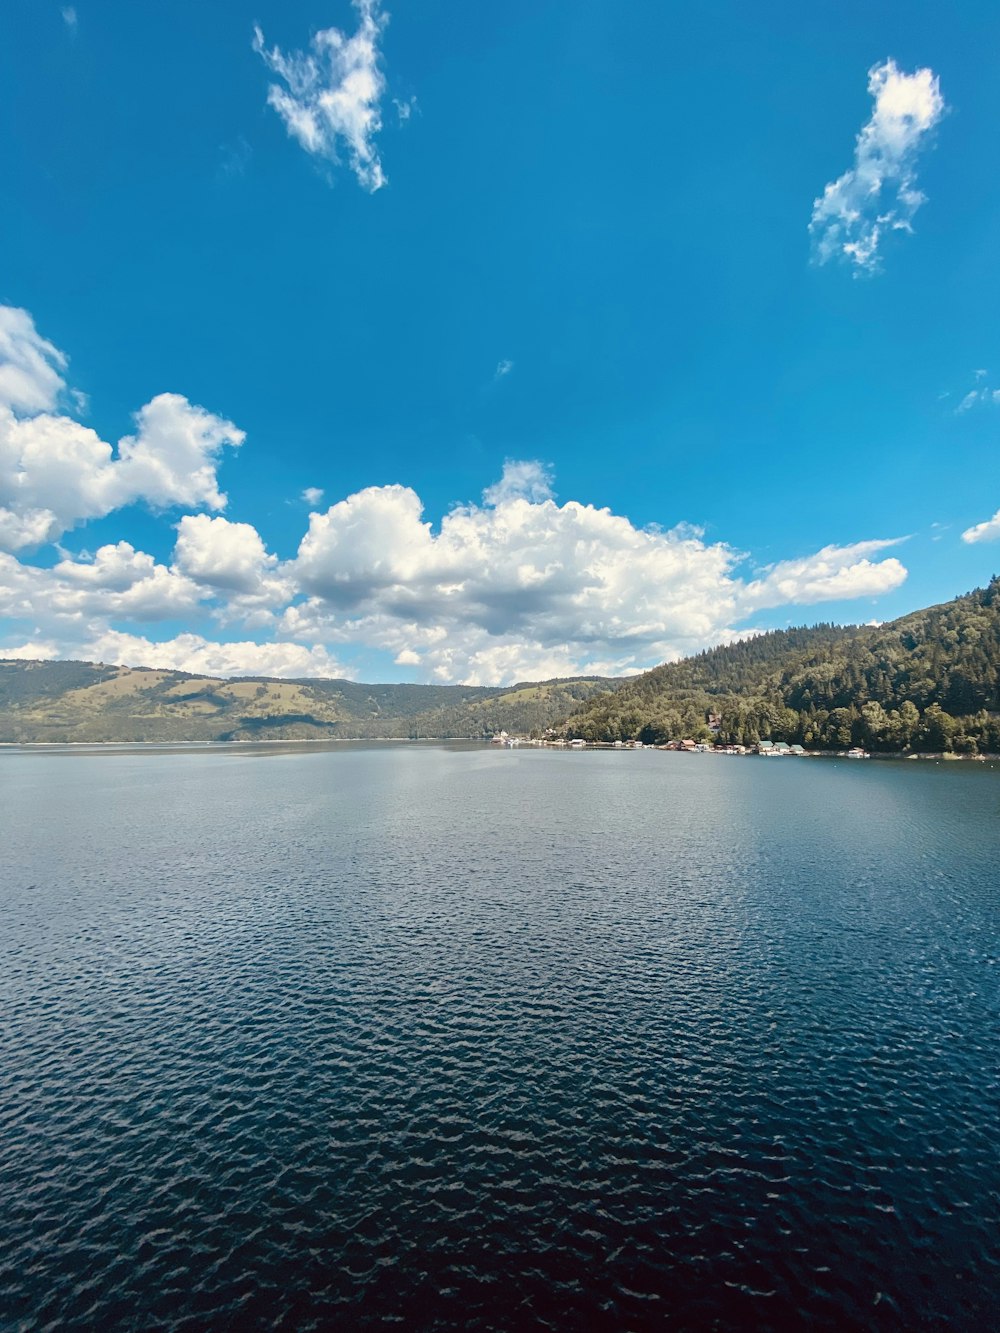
1 737 997 763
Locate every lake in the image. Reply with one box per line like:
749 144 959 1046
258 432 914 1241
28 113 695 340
1 745 998 1329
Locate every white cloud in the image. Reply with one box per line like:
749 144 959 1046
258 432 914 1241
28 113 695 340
0 306 67 415
80 630 349 680
0 394 243 550
61 7 77 32
495 359 514 379
956 383 1000 413
253 0 389 192
0 546 205 626
302 486 325 506
810 59 945 272
0 640 61 661
280 467 909 682
742 539 908 611
0 307 244 551
0 331 913 688
961 510 1000 544
173 514 278 594
482 459 552 506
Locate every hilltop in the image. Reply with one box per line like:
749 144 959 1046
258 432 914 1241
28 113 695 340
0 660 616 744
562 578 1000 754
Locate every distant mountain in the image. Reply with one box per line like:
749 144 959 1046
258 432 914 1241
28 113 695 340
0 660 617 744
562 577 1000 754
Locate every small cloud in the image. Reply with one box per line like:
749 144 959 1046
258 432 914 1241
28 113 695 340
482 459 553 507
743 538 909 611
954 371 1000 414
495 359 514 379
253 0 390 193
302 486 325 507
393 96 417 123
61 7 78 32
962 509 1000 544
395 648 420 666
219 136 252 179
810 58 945 272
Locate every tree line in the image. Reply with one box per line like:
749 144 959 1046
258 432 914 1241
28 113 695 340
563 577 1000 754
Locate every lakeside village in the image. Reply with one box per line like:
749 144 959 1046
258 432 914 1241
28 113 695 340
491 713 872 758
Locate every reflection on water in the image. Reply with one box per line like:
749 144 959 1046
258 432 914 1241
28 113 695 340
1 747 998 1329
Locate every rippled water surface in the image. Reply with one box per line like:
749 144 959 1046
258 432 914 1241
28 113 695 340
1 745 999 1330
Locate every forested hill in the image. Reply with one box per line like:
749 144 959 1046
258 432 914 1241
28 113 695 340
0 661 616 744
562 577 1000 754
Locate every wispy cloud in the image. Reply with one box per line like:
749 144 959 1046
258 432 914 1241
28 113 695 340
218 136 252 180
482 459 552 506
956 371 1000 414
61 7 77 33
494 358 514 380
252 1 390 192
810 59 945 272
302 486 325 507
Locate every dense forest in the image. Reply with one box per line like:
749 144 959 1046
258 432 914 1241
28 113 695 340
562 577 1000 754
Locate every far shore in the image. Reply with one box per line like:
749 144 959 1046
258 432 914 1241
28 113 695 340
1 737 997 764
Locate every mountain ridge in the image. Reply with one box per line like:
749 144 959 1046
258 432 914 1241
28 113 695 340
0 659 617 743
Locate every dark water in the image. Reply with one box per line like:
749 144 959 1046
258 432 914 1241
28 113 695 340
1 745 998 1331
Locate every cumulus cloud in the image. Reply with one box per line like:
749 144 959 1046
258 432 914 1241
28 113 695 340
0 394 242 550
80 630 349 680
0 546 205 626
0 308 244 551
482 459 553 506
742 539 908 611
302 486 325 506
279 468 909 682
0 349 913 687
253 0 389 192
961 510 1000 544
173 514 278 593
810 59 945 272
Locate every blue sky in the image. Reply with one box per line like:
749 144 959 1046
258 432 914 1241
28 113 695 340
1 0 999 682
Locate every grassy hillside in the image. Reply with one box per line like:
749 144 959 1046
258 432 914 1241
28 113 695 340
0 660 616 743
563 577 1000 754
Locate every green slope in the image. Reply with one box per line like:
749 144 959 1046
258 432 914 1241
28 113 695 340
0 660 617 743
562 577 1000 754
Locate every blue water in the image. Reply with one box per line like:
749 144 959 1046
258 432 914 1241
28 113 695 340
1 745 998 1329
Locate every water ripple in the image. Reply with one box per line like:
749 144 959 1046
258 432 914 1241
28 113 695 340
1 746 998 1329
